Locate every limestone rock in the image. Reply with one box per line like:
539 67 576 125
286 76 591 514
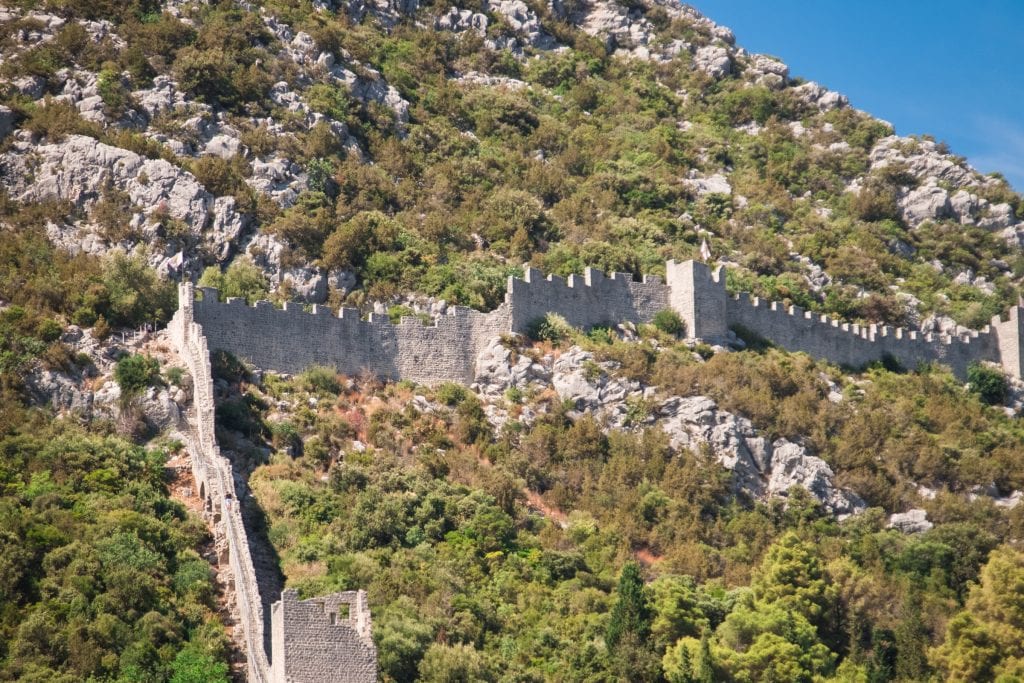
899 182 951 226
887 509 933 534
792 81 848 111
282 266 328 303
684 172 732 196
694 45 732 79
0 135 244 264
139 386 181 431
659 395 865 516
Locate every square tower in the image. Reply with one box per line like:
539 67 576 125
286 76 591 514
665 260 728 342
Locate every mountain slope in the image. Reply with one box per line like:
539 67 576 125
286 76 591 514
2 1 1024 682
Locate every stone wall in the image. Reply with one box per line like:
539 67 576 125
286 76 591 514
506 266 670 334
195 289 510 385
168 293 272 683
170 286 378 682
727 293 998 377
270 590 377 683
185 260 1024 389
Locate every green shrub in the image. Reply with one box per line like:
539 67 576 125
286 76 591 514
301 365 342 395
436 382 468 406
114 354 160 397
527 313 574 343
198 258 269 303
652 309 684 336
165 366 185 387
967 362 1007 405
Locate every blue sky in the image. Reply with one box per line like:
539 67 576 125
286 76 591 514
691 1 1024 191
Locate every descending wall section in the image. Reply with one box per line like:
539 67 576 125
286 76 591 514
507 266 670 334
168 289 272 683
194 288 511 385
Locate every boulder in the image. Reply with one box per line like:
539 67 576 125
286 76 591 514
694 45 732 79
887 509 933 534
899 182 951 226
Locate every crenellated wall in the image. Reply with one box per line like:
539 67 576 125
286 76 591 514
194 288 510 385
169 295 273 683
169 288 377 682
166 260 1024 678
270 590 377 683
184 261 1024 387
506 266 670 334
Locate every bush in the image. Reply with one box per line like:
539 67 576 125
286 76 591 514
301 365 342 395
527 313 574 343
436 382 468 406
198 258 269 303
652 309 684 336
114 354 160 397
967 362 1007 405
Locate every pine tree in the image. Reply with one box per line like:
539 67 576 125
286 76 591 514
606 561 652 648
695 631 714 683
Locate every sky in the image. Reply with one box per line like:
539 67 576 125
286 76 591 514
690 1 1024 191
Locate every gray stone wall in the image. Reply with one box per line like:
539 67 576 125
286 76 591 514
184 260 1024 390
169 293 272 683
665 259 728 341
171 285 377 683
993 307 1024 379
726 294 999 378
507 266 670 334
270 590 377 683
195 290 510 385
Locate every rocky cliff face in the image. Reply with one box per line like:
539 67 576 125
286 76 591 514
0 0 1017 309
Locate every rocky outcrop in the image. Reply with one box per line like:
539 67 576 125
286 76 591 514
869 136 1020 233
473 339 864 516
659 396 865 516
887 509 932 534
0 135 246 268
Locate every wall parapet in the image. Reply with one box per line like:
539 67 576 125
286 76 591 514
182 260 1023 388
170 283 376 682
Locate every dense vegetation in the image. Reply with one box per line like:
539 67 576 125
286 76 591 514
0 403 229 681
212 322 1024 681
0 0 1023 680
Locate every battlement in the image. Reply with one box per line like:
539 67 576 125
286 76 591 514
270 590 376 683
194 286 510 385
726 292 999 377
184 260 1024 393
507 264 670 334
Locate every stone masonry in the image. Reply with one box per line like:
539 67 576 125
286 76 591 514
168 295 377 682
271 590 377 683
185 260 1024 383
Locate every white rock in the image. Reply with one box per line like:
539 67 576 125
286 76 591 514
694 45 732 79
899 182 951 226
887 509 933 534
684 172 732 196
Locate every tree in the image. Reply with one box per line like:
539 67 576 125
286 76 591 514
417 643 489 682
931 547 1024 680
967 362 1007 405
607 561 652 649
169 645 230 683
198 258 269 303
114 354 160 398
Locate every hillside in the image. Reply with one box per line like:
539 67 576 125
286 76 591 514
1 0 1024 681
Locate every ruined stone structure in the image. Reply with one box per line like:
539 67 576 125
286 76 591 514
168 296 377 682
185 260 1024 383
271 590 377 682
